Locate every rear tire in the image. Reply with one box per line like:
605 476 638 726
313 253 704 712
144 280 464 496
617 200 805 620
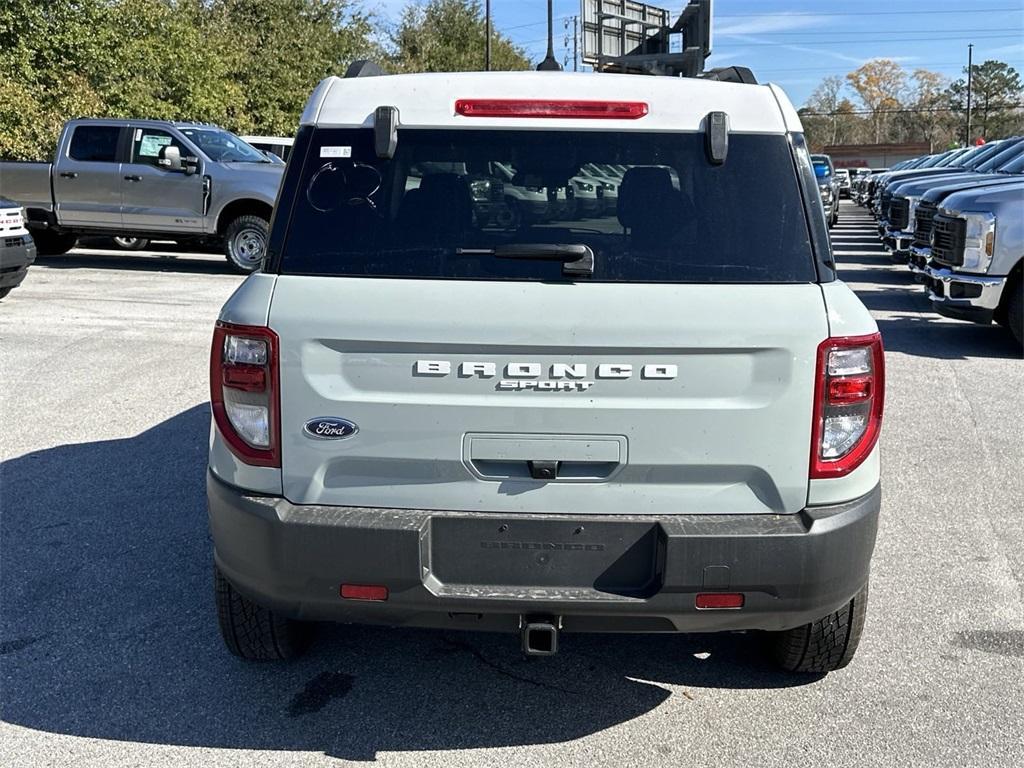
770 581 869 673
32 230 78 256
0 287 12 300
223 214 269 274
215 564 309 660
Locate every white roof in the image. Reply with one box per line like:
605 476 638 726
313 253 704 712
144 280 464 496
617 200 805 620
301 71 801 135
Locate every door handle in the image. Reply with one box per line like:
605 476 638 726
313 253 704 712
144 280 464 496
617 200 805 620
59 171 78 179
124 174 142 182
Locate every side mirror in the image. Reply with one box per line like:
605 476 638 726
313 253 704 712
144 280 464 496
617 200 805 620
159 145 183 171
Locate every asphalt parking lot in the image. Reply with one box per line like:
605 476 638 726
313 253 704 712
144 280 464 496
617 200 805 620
1 200 1022 767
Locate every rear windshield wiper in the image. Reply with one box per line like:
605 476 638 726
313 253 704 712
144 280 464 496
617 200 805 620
456 243 594 276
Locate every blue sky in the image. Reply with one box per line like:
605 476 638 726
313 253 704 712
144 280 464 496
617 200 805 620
376 0 1024 106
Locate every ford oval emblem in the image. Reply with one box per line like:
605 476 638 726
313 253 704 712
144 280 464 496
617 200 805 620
303 417 358 440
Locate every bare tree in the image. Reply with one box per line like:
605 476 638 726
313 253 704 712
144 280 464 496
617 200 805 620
847 59 908 143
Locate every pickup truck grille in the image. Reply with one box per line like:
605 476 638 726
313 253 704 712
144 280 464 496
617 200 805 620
889 198 910 230
913 201 938 247
931 214 966 267
880 191 893 219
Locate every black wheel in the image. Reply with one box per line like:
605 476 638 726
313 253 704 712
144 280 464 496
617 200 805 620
215 564 309 660
770 581 869 673
1006 275 1023 346
223 214 269 273
0 287 12 300
112 236 149 250
32 230 78 256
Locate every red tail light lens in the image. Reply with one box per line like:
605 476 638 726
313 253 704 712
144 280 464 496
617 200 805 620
210 322 280 467
455 99 648 120
810 333 885 478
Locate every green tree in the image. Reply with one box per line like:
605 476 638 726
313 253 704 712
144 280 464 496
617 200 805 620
389 0 530 73
0 0 380 160
947 60 1024 142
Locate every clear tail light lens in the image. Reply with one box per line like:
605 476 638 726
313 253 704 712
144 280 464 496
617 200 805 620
811 333 884 478
210 322 280 467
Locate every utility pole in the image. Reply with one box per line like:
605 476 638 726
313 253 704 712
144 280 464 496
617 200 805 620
485 0 491 71
563 16 579 71
537 0 562 71
573 15 578 72
966 43 974 144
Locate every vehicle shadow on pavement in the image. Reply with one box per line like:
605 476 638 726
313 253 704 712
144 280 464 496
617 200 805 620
35 251 237 276
0 406 820 762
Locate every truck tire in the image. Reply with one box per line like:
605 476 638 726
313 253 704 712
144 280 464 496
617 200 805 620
224 214 269 274
32 230 78 256
112 236 149 251
770 581 868 673
1006 277 1023 346
215 564 309 660
0 287 12 300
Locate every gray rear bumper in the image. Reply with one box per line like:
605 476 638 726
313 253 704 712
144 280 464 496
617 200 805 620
209 471 880 634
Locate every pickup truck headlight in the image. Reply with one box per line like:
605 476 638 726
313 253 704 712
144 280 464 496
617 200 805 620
959 211 997 273
819 184 833 202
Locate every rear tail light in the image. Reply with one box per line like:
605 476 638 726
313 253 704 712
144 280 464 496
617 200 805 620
455 99 648 120
811 333 885 478
210 322 280 467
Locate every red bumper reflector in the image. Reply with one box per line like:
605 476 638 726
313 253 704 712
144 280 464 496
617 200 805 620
454 99 648 120
828 375 872 404
340 584 389 601
222 364 267 392
696 593 745 609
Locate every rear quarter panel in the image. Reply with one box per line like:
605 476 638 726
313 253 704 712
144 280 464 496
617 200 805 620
807 281 882 506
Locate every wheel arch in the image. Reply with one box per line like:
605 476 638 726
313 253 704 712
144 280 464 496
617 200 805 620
216 198 274 236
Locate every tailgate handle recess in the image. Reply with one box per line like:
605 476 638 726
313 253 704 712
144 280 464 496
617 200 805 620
466 435 625 482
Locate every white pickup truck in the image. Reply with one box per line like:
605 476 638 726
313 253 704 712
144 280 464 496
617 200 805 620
1 119 283 272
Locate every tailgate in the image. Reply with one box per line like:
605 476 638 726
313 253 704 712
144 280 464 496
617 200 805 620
270 276 826 515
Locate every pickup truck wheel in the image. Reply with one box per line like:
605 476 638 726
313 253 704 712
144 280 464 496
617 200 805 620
0 287 12 300
32 230 78 256
215 564 309 660
224 215 269 273
112 236 149 251
770 581 868 673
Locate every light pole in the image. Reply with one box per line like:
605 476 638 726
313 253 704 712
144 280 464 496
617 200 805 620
485 0 491 71
537 0 562 71
966 43 974 144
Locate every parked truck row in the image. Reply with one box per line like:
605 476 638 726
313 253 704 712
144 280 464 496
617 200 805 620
0 119 284 273
855 138 1024 344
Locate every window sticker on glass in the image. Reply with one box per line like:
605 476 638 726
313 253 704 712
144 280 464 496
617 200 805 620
139 134 173 157
321 146 352 158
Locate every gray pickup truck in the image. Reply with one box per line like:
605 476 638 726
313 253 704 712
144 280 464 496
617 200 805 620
1 119 283 272
924 179 1024 344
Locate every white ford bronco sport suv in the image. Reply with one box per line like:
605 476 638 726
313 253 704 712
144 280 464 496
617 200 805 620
208 63 884 673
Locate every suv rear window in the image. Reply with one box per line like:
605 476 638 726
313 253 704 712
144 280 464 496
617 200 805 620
275 129 816 283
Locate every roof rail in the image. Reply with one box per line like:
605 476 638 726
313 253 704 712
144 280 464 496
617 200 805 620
345 60 385 78
699 66 758 85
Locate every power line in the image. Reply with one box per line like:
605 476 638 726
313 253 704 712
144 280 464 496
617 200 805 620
717 7 1022 17
707 32 1021 46
721 27 1019 36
